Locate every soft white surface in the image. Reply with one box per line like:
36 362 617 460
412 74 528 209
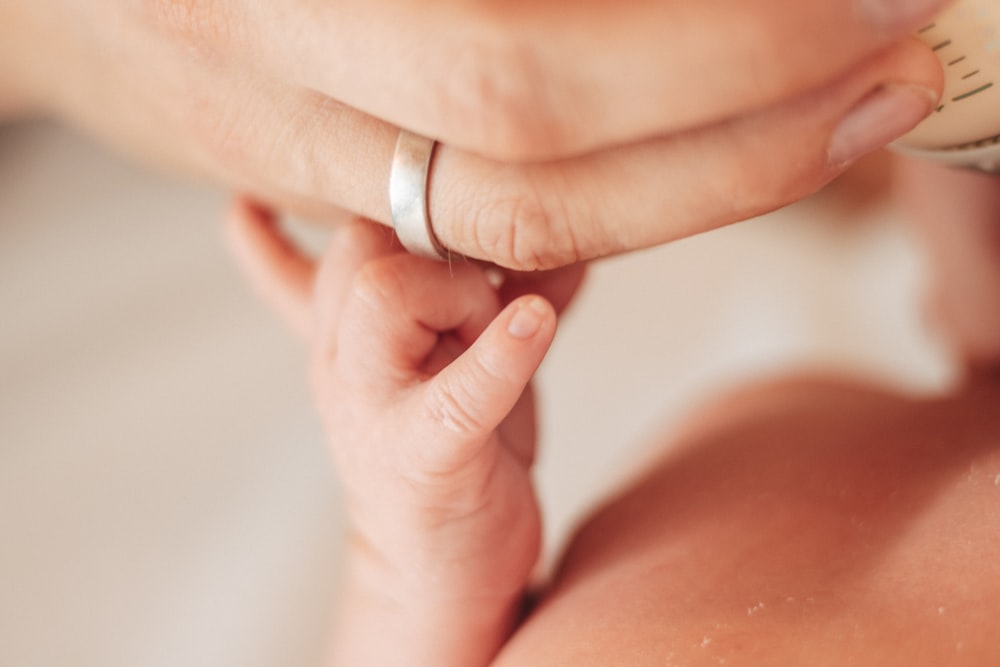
0 121 955 666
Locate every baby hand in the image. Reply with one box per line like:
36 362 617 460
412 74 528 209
226 199 583 665
309 221 555 605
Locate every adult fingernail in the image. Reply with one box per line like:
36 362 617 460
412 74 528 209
507 297 549 339
856 0 949 34
828 83 937 167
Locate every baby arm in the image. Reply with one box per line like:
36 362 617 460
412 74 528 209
319 234 555 667
226 200 579 666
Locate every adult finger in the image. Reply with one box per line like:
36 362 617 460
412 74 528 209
430 39 943 268
224 197 316 339
201 39 941 270
170 0 953 160
893 157 1000 367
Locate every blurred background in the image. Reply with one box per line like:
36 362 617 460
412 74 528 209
0 120 957 666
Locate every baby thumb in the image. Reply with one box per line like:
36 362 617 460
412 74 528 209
416 295 556 467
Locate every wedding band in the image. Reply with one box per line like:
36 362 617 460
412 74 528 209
389 130 450 260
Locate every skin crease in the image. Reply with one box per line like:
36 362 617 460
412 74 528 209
3 0 998 660
0 0 950 269
226 202 590 666
489 159 1000 665
493 374 1000 666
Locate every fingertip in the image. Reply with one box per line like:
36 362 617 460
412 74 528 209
225 196 270 249
506 295 556 341
222 195 316 339
494 295 558 381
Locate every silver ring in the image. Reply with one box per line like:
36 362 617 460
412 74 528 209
389 130 450 260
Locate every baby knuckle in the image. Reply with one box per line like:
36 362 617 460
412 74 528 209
350 259 408 312
424 375 488 438
467 343 507 384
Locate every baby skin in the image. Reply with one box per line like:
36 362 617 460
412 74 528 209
228 200 1000 666
227 199 584 666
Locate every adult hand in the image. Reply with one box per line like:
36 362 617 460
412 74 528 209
894 157 1000 368
2 0 948 268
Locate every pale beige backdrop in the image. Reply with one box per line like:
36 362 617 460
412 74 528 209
0 121 955 667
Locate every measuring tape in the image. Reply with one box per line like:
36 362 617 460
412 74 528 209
894 0 1000 171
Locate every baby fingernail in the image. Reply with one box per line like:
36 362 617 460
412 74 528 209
856 0 949 33
827 83 937 167
507 297 548 339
